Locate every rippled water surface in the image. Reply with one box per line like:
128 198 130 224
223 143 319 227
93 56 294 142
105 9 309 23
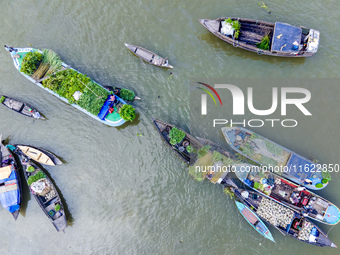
0 0 340 254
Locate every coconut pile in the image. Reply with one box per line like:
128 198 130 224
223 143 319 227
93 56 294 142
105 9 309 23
297 221 314 241
257 197 294 228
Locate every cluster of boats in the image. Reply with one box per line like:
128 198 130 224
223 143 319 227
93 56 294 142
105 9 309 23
0 138 66 232
153 119 339 248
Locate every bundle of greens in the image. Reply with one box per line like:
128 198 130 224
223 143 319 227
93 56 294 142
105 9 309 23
257 35 270 50
120 88 135 101
119 104 136 122
20 51 43 75
169 127 186 145
225 18 241 39
27 171 46 186
32 49 62 80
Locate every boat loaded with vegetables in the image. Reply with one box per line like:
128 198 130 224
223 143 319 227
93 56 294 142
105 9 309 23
152 119 237 183
0 136 22 220
221 127 330 190
199 18 319 57
4 46 137 127
232 163 340 225
15 148 67 232
231 187 337 248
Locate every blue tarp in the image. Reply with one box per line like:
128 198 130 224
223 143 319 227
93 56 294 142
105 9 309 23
286 154 316 180
97 96 113 120
272 22 302 52
0 166 20 212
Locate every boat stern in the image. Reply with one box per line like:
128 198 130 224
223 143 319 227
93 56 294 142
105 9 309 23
221 127 239 147
305 29 320 54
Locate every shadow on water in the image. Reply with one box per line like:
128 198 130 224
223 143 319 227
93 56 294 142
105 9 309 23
197 32 306 65
116 112 141 130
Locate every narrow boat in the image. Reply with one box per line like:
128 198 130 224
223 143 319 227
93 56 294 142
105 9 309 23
0 136 22 220
4 46 137 127
232 187 337 248
233 163 340 225
0 95 45 120
235 200 275 242
125 44 173 68
221 127 328 190
15 145 63 166
153 119 237 182
199 18 319 57
15 149 67 232
152 119 202 164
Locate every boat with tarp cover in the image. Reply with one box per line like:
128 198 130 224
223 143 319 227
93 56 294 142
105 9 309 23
15 148 67 232
0 136 22 220
235 200 275 242
233 163 340 225
232 187 337 248
4 46 136 127
221 127 329 190
199 18 319 57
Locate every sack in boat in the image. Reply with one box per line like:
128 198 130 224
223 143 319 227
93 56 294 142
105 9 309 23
221 21 234 36
31 178 51 195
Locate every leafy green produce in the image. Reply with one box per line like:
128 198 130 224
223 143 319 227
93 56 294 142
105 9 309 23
119 104 136 121
197 145 211 158
169 127 186 145
0 96 5 104
120 89 135 101
55 204 61 211
20 51 43 75
27 166 35 172
27 171 46 186
257 35 270 50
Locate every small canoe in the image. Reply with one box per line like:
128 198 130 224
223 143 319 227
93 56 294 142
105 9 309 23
125 44 173 68
199 18 319 57
221 127 328 190
16 150 67 232
233 163 340 225
152 119 202 164
1 95 45 120
0 136 22 220
16 145 63 166
233 187 337 248
235 200 275 242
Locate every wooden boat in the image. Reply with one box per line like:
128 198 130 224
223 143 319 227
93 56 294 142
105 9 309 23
15 149 67 232
1 95 45 120
152 119 202 164
0 136 22 220
233 187 337 248
125 44 173 68
233 163 340 225
4 46 136 127
221 127 328 190
15 145 63 166
235 200 275 242
199 18 319 57
153 119 237 183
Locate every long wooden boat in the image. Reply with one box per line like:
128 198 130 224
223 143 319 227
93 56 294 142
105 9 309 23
152 119 202 164
153 119 237 183
1 95 45 120
233 163 340 225
221 127 328 190
4 46 135 127
15 149 67 232
235 200 275 242
199 18 319 57
125 44 173 68
15 145 63 166
232 187 337 248
0 136 22 220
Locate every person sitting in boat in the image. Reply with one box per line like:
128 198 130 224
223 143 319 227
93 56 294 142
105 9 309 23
303 179 313 185
108 95 117 114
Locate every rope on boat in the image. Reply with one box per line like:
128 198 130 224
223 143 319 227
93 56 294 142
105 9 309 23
76 78 102 98
257 49 264 55
233 41 239 47
327 224 336 236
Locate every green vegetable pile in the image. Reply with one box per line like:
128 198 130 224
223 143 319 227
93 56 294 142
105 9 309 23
257 35 270 50
0 96 5 104
169 127 186 145
27 166 35 172
27 171 46 186
225 18 241 39
120 89 135 101
55 204 61 211
119 104 136 122
20 51 43 75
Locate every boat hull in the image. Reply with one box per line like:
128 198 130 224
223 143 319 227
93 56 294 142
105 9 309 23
6 47 127 127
